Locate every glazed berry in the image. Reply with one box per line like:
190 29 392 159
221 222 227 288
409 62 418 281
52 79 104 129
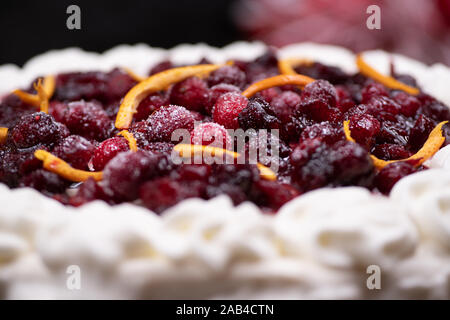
105 68 137 100
141 142 174 154
256 87 281 103
348 114 380 149
19 169 69 195
103 150 173 201
135 92 168 121
146 105 195 142
52 135 96 170
191 122 232 149
374 161 419 194
149 60 173 75
297 80 341 123
213 92 248 129
90 137 129 170
364 96 402 121
392 91 420 117
0 97 36 128
69 178 111 206
270 91 301 122
140 177 204 213
251 180 300 211
371 143 412 160
408 115 435 151
299 122 344 145
207 84 241 115
361 83 389 103
335 85 355 113
56 101 114 141
175 164 212 181
10 112 66 148
170 77 209 112
238 98 280 131
295 62 349 85
207 65 247 89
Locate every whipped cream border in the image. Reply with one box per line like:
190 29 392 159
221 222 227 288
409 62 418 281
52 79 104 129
1 42 450 299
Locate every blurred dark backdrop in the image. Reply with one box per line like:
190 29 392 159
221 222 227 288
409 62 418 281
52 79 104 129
0 0 241 66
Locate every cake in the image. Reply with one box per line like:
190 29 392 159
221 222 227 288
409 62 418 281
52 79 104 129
1 42 450 299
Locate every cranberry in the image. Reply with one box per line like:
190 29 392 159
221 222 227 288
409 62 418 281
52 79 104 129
69 178 112 206
295 62 349 85
361 83 389 103
371 144 412 160
19 169 69 195
103 150 174 201
52 135 96 170
392 91 420 117
175 164 211 181
90 137 129 170
170 77 209 112
299 122 344 145
335 85 355 113
191 122 232 149
297 80 341 122
106 68 136 100
149 60 173 75
10 112 66 148
238 98 280 131
207 84 241 115
348 114 380 149
0 97 36 128
141 142 174 154
56 101 113 141
135 92 168 121
256 87 281 103
140 177 204 213
213 92 248 129
251 180 300 211
207 65 247 89
146 105 195 142
374 161 419 194
408 115 435 151
270 91 301 122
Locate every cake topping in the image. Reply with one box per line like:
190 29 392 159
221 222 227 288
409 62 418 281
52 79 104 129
13 75 55 109
115 64 223 129
117 130 138 152
242 74 315 98
344 120 448 169
34 150 103 182
173 144 277 181
356 54 420 95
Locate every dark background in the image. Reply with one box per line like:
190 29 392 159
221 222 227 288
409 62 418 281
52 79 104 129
1 0 241 66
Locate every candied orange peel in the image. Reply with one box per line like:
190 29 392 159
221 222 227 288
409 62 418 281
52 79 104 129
344 120 448 169
356 54 419 96
0 127 8 144
117 130 138 152
34 150 103 182
278 58 314 75
242 74 315 98
173 144 277 181
115 64 223 129
13 75 55 111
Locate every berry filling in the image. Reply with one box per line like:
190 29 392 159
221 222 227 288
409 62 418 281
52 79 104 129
1 51 449 213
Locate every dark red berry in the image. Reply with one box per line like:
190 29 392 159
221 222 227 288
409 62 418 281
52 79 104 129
170 77 209 112
213 92 248 129
146 105 195 142
207 65 247 89
52 135 96 170
90 137 129 170
374 162 419 194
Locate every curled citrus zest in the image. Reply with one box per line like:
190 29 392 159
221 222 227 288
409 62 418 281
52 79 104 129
34 150 103 182
344 120 448 169
278 58 314 75
117 130 138 152
356 54 419 95
123 67 146 82
34 79 49 114
0 127 8 145
12 75 55 108
115 64 223 129
173 144 277 181
242 74 315 98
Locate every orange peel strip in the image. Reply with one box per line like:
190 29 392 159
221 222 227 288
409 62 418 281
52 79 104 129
13 75 55 108
242 74 315 98
0 127 8 144
344 120 448 169
356 54 419 95
34 150 103 182
173 144 277 181
34 79 49 114
115 64 223 129
278 58 314 75
117 130 138 152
